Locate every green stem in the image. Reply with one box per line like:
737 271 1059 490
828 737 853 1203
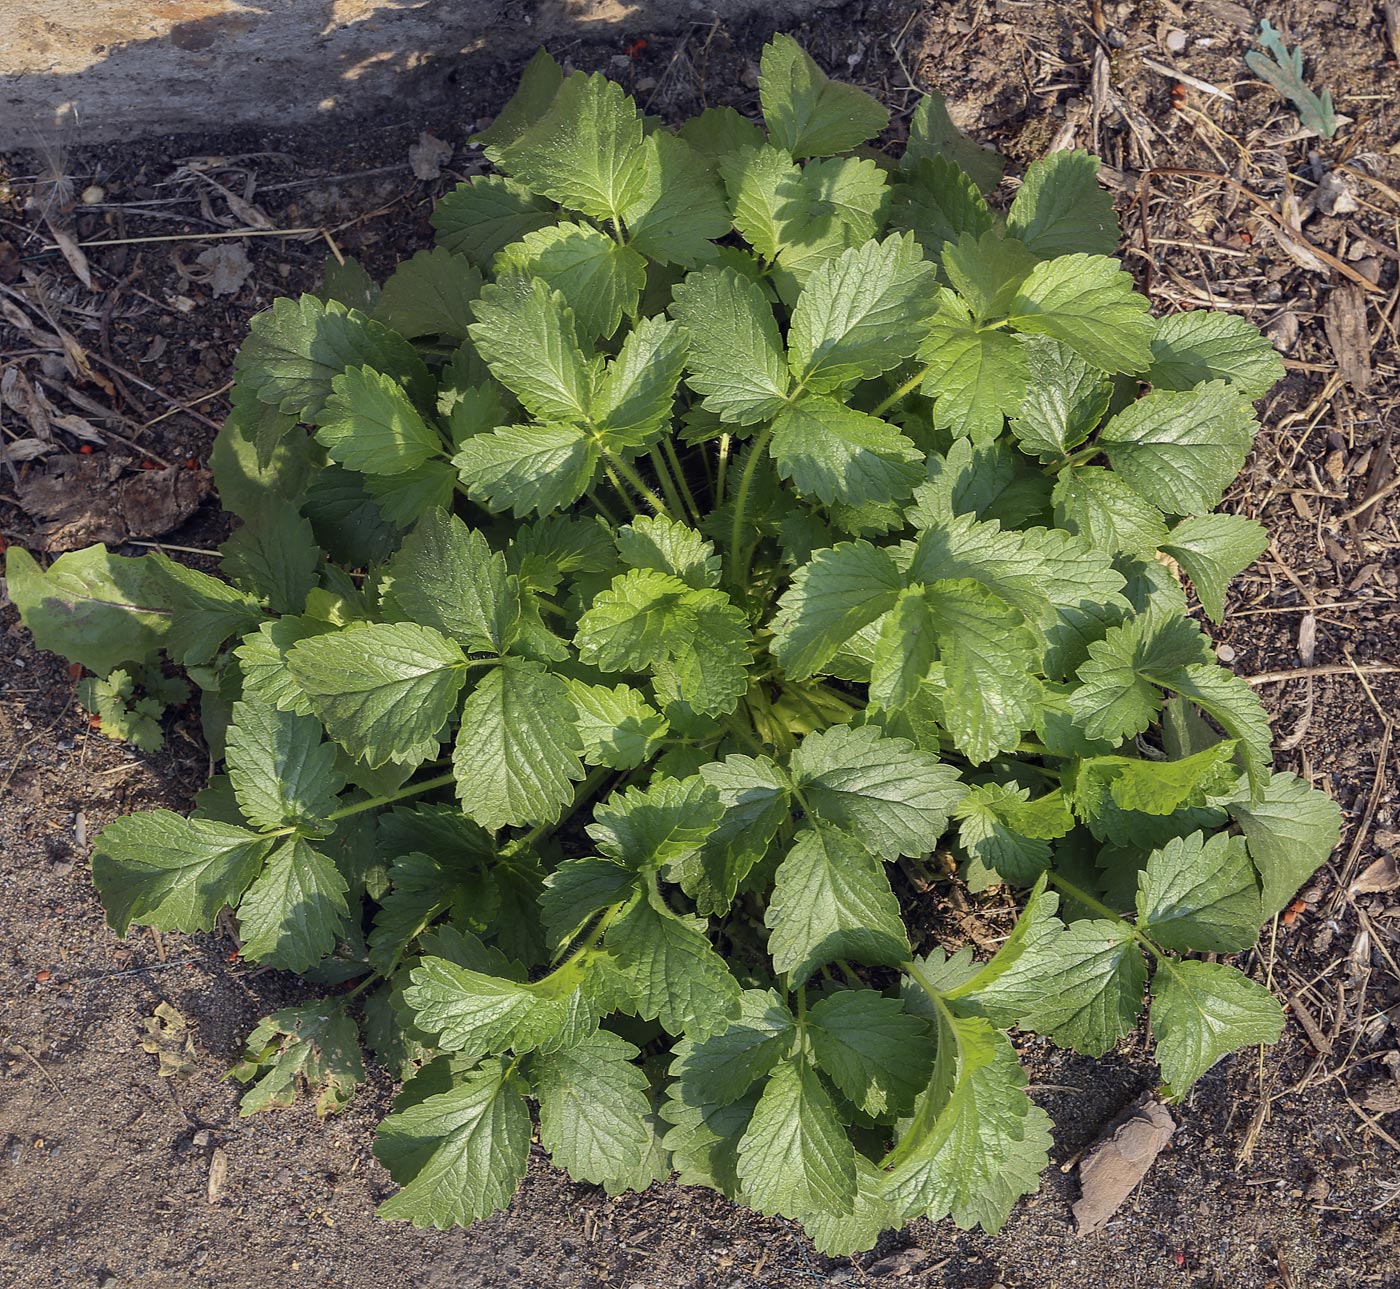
647 447 688 520
870 364 931 420
268 768 457 839
1047 443 1101 475
600 460 643 519
726 425 775 590
603 448 672 518
586 488 623 528
662 437 702 524
1045 872 1166 963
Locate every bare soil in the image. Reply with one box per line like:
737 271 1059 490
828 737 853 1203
3 3 1398 1287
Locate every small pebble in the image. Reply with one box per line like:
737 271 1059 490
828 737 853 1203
1216 643 1236 663
81 185 105 204
1165 28 1188 53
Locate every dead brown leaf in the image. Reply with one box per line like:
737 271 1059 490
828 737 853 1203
194 242 254 297
1350 854 1400 895
409 131 453 181
140 1001 196 1078
17 454 211 551
44 218 93 290
1325 286 1373 393
207 1146 229 1203
1073 1095 1177 1236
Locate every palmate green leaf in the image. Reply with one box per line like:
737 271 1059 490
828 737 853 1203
565 680 668 770
677 755 793 915
575 570 752 717
670 266 790 425
921 579 1044 764
661 1084 755 1196
147 554 264 666
1148 311 1284 398
721 143 800 262
622 131 732 267
320 254 380 312
739 1056 858 1220
453 658 584 831
954 784 1055 890
902 90 1005 192
759 33 889 159
1075 741 1238 819
1228 772 1341 919
496 71 647 224
532 1029 654 1189
1136 832 1261 952
594 316 689 449
882 1013 1052 1232
91 811 273 935
1052 466 1169 557
473 47 565 154
1068 613 1211 743
588 776 724 870
384 508 519 655
807 989 935 1117
6 544 171 675
672 989 796 1106
454 423 599 518
1009 336 1114 461
891 155 994 255
301 464 398 567
1155 662 1272 799
772 156 892 288
314 365 444 477
786 234 935 391
375 1057 531 1228
539 856 636 949
469 272 593 425
231 1002 365 1116
212 378 310 497
789 723 966 860
237 836 350 972
1161 513 1270 623
236 616 332 718
769 395 923 507
1099 381 1258 516
869 587 938 710
616 515 719 589
920 296 1029 443
287 621 468 769
802 1156 904 1258
225 699 343 833
1006 150 1119 259
1150 960 1283 1097
495 221 646 341
766 824 910 986
219 504 319 616
941 232 1039 325
605 889 741 1039
973 916 1147 1057
770 540 904 679
679 105 765 163
1008 253 1153 375
374 246 481 341
430 175 555 267
405 956 577 1061
234 294 432 421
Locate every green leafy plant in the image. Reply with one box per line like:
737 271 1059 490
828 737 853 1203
1246 19 1344 138
78 664 191 751
6 35 1340 1250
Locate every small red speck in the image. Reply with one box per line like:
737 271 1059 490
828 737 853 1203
1282 908 1298 926
185 457 199 470
1238 228 1254 246
140 459 157 470
35 970 51 982
1174 1251 1186 1268
625 37 648 59
78 444 95 455
226 950 241 962
89 715 103 730
67 662 84 680
1170 83 1187 108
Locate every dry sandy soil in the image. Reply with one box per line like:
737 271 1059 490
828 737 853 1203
2 2 1399 1286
